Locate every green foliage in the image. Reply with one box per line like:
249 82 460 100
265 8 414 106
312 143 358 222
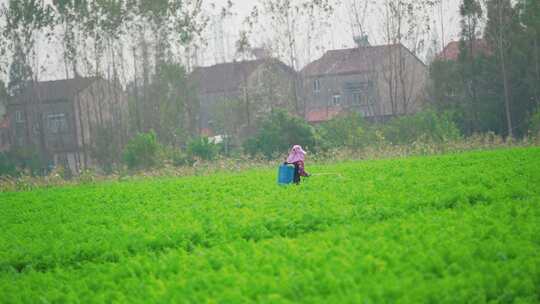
429 0 539 138
0 148 539 302
209 98 245 138
0 147 45 176
244 110 320 158
2 0 54 93
128 61 200 146
122 131 161 170
187 137 219 161
91 126 122 174
153 63 188 145
160 145 194 167
529 109 540 137
0 152 17 176
428 60 464 111
319 112 367 150
171 150 194 167
383 111 462 145
317 111 461 148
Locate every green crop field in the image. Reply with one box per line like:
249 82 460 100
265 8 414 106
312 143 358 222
1 148 539 303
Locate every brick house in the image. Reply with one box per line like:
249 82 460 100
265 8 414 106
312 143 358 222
0 116 9 152
0 98 8 152
301 43 428 122
190 58 297 136
7 77 128 172
305 107 344 125
437 40 491 61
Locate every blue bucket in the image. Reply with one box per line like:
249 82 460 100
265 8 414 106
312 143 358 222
278 164 295 185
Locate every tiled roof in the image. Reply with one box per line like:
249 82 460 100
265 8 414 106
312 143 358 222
437 40 491 61
200 128 213 137
306 107 343 123
302 44 409 77
0 115 9 129
11 77 98 104
191 59 293 94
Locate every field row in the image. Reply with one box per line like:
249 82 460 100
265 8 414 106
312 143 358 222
1 149 536 273
1 197 538 303
0 148 539 302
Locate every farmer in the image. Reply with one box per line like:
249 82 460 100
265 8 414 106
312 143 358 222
286 145 310 184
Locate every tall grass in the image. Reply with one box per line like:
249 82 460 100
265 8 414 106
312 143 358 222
1 133 538 192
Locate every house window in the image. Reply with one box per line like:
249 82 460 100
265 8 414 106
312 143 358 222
352 92 363 105
15 111 24 123
32 124 41 135
352 91 372 106
313 79 321 93
332 94 341 106
47 113 68 134
0 131 6 146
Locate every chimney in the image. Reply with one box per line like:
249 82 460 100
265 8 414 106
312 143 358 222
251 47 268 60
353 35 370 48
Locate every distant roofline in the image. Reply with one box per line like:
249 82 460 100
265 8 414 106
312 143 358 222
27 76 99 83
301 43 426 77
193 58 290 71
437 39 490 61
8 76 100 105
191 57 295 95
302 70 377 78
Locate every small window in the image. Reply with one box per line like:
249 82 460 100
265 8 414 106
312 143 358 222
15 111 24 123
48 113 68 134
352 92 362 105
352 91 372 106
332 94 341 106
32 124 40 135
313 79 321 93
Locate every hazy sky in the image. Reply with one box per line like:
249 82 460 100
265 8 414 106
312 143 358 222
203 0 463 65
0 0 464 81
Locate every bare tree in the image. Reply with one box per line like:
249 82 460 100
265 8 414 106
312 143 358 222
439 0 446 56
1 0 54 170
348 0 370 39
246 0 334 115
485 0 514 138
378 0 433 116
460 0 483 133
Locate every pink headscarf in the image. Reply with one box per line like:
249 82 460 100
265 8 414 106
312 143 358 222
287 145 307 163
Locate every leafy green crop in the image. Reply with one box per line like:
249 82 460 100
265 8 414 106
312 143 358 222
1 148 539 303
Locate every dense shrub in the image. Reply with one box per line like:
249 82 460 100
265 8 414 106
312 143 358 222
0 152 17 176
529 109 540 137
319 112 368 150
243 110 320 159
172 150 195 166
187 137 219 161
0 148 46 176
91 126 122 173
382 110 461 145
123 131 161 170
160 146 194 167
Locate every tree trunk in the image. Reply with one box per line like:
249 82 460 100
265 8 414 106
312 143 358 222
500 44 513 138
32 79 49 170
77 94 88 168
534 35 540 107
244 86 250 128
284 8 301 115
468 18 479 132
497 2 513 138
439 0 446 56
398 47 410 114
